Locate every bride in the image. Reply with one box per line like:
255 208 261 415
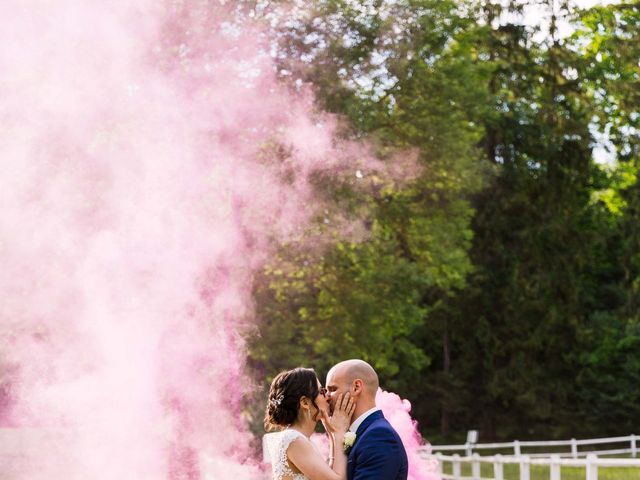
264 367 355 480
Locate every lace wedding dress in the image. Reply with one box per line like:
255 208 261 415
264 429 308 480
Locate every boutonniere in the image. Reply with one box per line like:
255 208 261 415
343 432 357 453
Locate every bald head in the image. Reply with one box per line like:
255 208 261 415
326 359 379 419
329 359 379 397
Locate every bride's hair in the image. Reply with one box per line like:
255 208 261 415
264 367 320 430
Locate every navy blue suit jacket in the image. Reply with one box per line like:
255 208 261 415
346 410 409 480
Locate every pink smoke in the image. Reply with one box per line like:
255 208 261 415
309 389 440 479
0 1 426 479
376 389 441 480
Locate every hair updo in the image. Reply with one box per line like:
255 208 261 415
264 367 320 430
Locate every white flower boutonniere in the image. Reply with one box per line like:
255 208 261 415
343 432 357 453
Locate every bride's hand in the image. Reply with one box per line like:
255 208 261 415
320 406 335 433
323 393 355 434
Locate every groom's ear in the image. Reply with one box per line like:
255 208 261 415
352 379 364 396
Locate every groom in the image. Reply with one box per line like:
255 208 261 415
326 359 408 480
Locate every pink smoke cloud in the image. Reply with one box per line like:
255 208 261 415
308 389 440 480
0 1 423 479
376 389 441 480
0 1 345 478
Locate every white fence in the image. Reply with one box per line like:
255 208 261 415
424 434 639 458
429 453 640 480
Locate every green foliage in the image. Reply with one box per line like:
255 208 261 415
248 0 484 398
246 0 640 442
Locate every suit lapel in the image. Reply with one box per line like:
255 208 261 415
354 410 383 442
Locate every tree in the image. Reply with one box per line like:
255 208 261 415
571 1 640 435
246 0 640 441
246 0 486 437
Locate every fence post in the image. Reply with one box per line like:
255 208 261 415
452 453 461 479
472 453 481 480
585 454 597 480
466 441 473 457
514 440 521 456
435 453 444 477
519 455 530 480
571 438 578 459
494 454 504 480
631 434 637 458
550 454 561 480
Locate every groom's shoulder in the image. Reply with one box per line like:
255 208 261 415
356 416 407 463
361 416 402 441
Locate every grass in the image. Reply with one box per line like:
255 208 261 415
442 460 640 480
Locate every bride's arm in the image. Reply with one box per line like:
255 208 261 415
322 393 354 477
328 432 336 468
287 394 355 480
287 437 343 480
327 430 348 478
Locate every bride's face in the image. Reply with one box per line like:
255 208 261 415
312 379 329 421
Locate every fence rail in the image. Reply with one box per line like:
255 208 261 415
423 434 638 458
429 452 640 480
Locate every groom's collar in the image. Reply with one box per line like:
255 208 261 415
349 407 381 433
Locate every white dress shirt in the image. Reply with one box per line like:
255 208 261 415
349 407 381 433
